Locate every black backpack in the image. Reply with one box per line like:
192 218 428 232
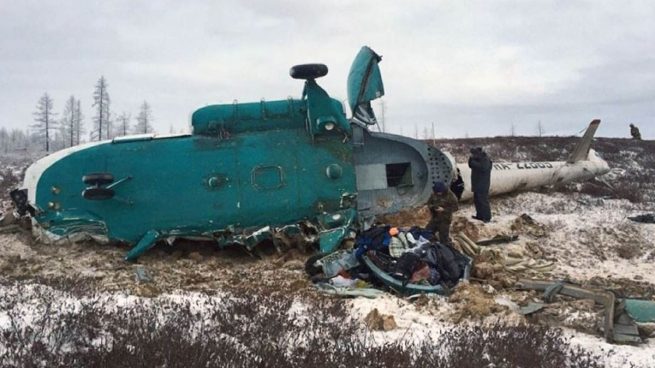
416 243 464 285
433 243 461 283
392 252 421 283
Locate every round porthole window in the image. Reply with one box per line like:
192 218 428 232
326 164 343 179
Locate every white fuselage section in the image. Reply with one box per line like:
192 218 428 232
454 149 610 200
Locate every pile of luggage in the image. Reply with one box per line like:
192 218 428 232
305 225 471 296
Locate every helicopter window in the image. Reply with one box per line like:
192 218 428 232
386 163 412 187
252 166 285 190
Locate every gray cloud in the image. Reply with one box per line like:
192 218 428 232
1 0 653 139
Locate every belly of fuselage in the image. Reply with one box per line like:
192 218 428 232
27 127 455 244
29 131 356 244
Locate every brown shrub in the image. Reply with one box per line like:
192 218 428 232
0 280 608 368
616 243 642 260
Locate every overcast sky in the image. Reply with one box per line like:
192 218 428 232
1 0 654 139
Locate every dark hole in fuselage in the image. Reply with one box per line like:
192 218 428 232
386 162 412 187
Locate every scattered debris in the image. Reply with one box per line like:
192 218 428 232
583 277 655 299
520 302 546 315
516 279 645 344
628 213 655 224
134 265 152 283
315 283 385 299
623 299 655 323
315 249 359 278
476 234 519 246
0 224 22 234
455 232 480 257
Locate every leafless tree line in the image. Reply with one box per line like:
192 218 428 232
24 76 156 153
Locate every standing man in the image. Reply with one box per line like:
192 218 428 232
469 147 492 222
630 124 642 140
426 181 459 244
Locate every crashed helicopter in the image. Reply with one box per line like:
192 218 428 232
10 46 609 261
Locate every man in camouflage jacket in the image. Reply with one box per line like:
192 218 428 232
426 181 459 244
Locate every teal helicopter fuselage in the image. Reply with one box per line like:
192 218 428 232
14 47 454 260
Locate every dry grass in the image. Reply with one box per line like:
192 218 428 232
0 279 607 368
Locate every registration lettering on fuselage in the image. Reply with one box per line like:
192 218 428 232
493 162 554 170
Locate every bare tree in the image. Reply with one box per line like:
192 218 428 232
8 129 28 151
0 127 8 154
537 120 544 137
60 96 76 148
59 96 85 148
115 112 131 137
134 101 153 134
106 119 114 139
431 122 436 144
91 76 111 141
74 100 84 145
32 93 57 152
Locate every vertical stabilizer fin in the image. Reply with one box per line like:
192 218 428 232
567 119 601 163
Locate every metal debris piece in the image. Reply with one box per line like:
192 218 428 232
476 234 519 246
0 224 22 234
516 279 629 344
519 302 546 315
456 233 480 257
134 265 152 283
543 282 564 302
623 299 655 323
628 213 655 224
613 310 642 344
314 283 385 299
614 323 639 336
612 332 642 344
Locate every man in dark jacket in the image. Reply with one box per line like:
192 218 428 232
630 124 642 140
468 147 492 222
426 181 459 244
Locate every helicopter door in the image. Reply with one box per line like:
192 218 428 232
347 46 385 125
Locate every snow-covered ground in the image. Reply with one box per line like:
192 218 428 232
1 191 653 366
1 138 654 367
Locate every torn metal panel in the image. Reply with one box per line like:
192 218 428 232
516 279 621 343
519 302 546 315
623 299 655 323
